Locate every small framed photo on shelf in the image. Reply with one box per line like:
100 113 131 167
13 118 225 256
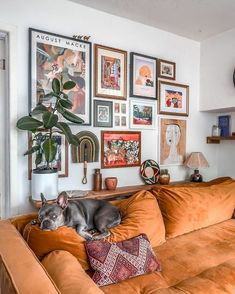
101 131 141 168
218 115 231 136
113 101 128 128
93 100 113 127
28 131 68 180
130 52 157 99
29 28 92 125
158 59 176 80
94 44 127 100
130 99 156 129
158 81 189 116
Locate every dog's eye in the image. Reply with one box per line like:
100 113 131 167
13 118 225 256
52 214 57 219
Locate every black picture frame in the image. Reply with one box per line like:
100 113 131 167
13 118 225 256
29 28 92 125
93 100 113 127
129 52 158 99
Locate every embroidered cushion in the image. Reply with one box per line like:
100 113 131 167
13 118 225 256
85 233 161 286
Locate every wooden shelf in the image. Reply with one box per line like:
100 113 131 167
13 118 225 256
207 136 235 144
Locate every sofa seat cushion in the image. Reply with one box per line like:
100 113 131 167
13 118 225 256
101 219 235 293
152 180 235 238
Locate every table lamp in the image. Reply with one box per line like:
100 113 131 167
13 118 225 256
184 152 209 182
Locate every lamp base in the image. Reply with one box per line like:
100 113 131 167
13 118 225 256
190 169 203 182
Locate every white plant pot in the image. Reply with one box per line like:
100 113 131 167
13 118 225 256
32 169 58 201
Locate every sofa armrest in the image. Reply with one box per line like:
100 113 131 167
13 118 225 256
0 220 60 293
42 250 104 294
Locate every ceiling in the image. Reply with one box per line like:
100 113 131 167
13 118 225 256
68 0 235 41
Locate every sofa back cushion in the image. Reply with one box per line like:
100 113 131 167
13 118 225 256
23 190 165 270
152 180 235 238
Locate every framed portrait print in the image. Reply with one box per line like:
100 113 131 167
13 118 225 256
158 59 176 80
113 101 128 128
28 131 68 180
101 131 141 168
130 52 157 99
130 99 156 129
29 28 92 125
158 81 189 116
94 44 127 100
93 100 113 127
159 118 186 166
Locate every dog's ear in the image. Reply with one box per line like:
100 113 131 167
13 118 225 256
57 191 69 209
41 193 47 206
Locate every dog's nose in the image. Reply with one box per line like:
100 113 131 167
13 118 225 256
41 220 51 230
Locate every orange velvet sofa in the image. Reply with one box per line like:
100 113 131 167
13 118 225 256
1 177 235 294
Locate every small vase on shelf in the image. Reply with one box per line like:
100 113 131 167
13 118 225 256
158 169 170 185
105 177 118 190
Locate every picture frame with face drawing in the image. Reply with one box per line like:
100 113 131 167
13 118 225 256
130 52 157 99
113 101 128 128
158 59 176 80
93 100 113 127
29 28 92 125
159 118 186 166
158 81 189 116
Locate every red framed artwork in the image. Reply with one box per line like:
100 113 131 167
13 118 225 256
101 131 141 168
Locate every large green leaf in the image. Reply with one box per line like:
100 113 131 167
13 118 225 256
52 78 60 94
63 81 76 90
35 152 43 166
42 138 57 163
16 116 43 130
57 104 84 124
69 134 80 146
42 112 58 128
24 145 40 156
43 92 54 101
59 99 73 109
56 122 73 143
30 104 48 115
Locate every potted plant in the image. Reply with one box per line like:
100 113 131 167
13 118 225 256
17 77 83 200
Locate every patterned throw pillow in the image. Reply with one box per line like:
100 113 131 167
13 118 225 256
85 233 161 286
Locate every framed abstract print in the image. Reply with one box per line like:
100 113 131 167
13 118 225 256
93 100 113 127
113 101 128 128
130 52 157 99
130 99 156 129
29 28 92 125
159 118 186 166
101 131 141 168
158 59 176 80
94 44 127 99
158 81 189 116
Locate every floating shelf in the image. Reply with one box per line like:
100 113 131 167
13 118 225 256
207 136 235 144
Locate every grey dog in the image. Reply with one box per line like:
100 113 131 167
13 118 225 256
38 192 121 240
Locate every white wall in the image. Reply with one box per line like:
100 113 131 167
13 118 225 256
0 0 217 214
200 29 235 179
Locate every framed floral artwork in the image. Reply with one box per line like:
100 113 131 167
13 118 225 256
29 28 92 125
158 81 189 116
130 99 156 129
94 44 127 99
130 52 157 99
93 100 113 127
159 118 186 166
101 131 141 168
28 131 68 180
158 59 176 80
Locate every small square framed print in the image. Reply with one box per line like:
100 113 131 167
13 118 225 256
93 100 113 127
113 101 128 128
130 99 156 129
158 59 176 80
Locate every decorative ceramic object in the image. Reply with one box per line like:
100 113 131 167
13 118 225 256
105 177 118 190
93 169 102 191
140 159 160 185
159 169 170 185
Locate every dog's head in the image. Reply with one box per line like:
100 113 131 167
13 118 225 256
38 192 69 231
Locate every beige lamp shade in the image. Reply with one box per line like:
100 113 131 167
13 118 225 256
184 152 209 169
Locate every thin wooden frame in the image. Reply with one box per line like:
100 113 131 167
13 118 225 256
130 52 157 99
94 44 127 100
101 131 141 168
158 59 176 80
93 100 113 127
29 28 92 125
130 99 156 129
158 81 189 116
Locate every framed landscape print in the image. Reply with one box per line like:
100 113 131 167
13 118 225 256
158 59 176 80
101 131 141 168
130 99 156 129
130 52 157 99
94 44 127 99
28 131 68 180
113 101 128 128
159 118 186 166
158 81 189 116
93 100 113 127
29 28 92 124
